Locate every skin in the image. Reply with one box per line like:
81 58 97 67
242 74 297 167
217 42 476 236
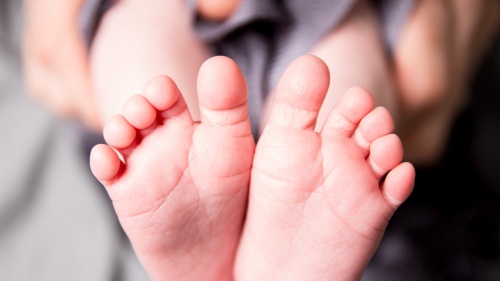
21 0 100 131
90 0 209 126
22 0 498 279
91 57 255 281
235 55 414 281
394 0 500 166
197 0 240 21
90 55 415 281
22 0 499 165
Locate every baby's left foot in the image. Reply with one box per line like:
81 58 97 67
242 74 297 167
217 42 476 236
235 55 415 281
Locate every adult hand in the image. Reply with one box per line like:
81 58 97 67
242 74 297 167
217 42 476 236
394 0 500 165
22 0 100 131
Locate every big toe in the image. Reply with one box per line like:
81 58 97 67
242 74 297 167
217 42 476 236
266 55 330 130
197 56 251 131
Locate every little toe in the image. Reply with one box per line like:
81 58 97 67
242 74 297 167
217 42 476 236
322 87 375 138
90 144 123 185
381 162 415 208
197 56 251 130
103 115 137 150
353 106 394 155
266 54 330 130
368 134 404 179
122 95 157 130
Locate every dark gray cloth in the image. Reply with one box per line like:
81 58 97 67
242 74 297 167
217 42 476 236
80 0 414 137
194 0 415 137
194 0 414 136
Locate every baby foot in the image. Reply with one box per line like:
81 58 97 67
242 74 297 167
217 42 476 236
235 55 415 281
90 56 255 281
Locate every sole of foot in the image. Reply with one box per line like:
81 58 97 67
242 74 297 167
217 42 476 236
90 56 255 281
235 55 415 281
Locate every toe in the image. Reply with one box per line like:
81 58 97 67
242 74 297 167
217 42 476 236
143 75 191 120
266 55 330 130
143 76 181 111
103 115 137 150
381 162 415 208
321 87 374 138
368 134 403 179
353 106 394 155
90 144 122 185
123 95 157 130
197 56 251 131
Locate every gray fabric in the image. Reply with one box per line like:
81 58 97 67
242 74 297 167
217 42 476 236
81 0 414 137
195 0 358 137
79 0 114 48
193 0 414 137
378 0 415 49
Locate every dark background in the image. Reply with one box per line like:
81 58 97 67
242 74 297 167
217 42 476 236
366 35 500 280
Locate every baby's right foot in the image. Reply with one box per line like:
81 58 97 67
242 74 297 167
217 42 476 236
235 55 415 281
90 56 255 281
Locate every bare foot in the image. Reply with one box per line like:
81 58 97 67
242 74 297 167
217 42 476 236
89 56 255 281
235 55 415 281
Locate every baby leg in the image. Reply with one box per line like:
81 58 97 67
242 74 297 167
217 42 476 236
89 0 209 126
260 0 395 136
308 0 396 132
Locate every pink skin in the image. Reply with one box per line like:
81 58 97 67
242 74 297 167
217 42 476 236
235 55 415 281
90 56 255 281
90 54 414 281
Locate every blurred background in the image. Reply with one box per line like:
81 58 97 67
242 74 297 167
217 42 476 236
366 34 500 280
1 0 500 280
1 1 149 280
